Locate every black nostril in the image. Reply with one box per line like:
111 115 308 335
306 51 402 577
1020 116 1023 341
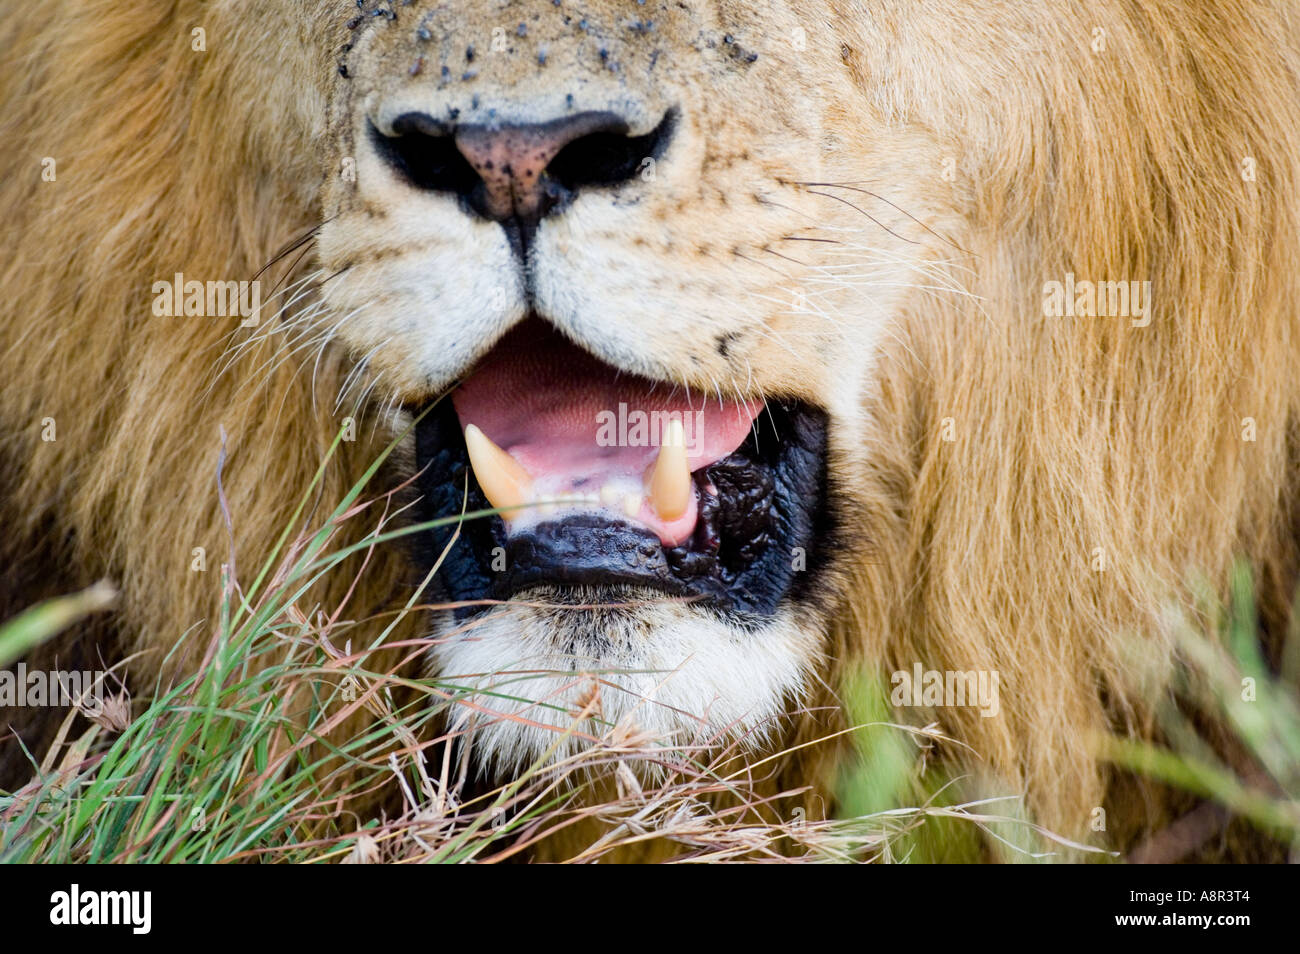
368 114 482 197
546 109 676 193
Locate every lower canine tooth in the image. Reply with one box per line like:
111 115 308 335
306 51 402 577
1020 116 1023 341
463 423 533 519
647 419 690 520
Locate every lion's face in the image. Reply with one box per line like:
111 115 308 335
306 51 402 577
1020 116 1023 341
307 0 959 770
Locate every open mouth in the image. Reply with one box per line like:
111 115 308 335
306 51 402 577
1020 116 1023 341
413 318 830 620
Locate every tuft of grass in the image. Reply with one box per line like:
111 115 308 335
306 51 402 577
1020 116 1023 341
1 425 1066 863
835 674 1106 863
0 581 117 671
1100 562 1300 858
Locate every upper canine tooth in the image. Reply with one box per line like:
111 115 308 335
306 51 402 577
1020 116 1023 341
648 419 690 521
463 423 533 519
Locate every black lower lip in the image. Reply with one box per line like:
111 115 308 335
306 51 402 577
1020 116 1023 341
411 397 830 621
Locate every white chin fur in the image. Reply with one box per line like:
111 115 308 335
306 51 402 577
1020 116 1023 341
428 587 822 777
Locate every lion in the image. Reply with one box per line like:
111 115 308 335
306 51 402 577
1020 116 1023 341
2 0 1299 861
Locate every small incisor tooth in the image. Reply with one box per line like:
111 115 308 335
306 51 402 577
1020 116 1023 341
463 423 533 519
648 418 690 520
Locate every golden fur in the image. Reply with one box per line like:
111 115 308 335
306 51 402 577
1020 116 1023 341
3 0 1299 859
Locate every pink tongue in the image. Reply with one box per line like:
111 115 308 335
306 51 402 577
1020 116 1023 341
452 322 761 545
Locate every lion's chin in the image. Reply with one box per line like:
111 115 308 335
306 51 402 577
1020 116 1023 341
404 317 836 770
429 588 823 777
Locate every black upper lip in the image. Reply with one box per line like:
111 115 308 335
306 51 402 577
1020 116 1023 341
410 348 831 621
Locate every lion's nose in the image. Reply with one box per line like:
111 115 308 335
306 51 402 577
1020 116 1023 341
371 109 675 231
455 113 636 223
